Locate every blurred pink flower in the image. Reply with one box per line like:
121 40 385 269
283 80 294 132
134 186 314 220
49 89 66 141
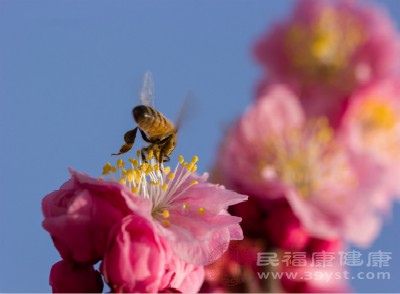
307 237 342 253
280 239 349 293
339 78 400 208
216 85 382 246
229 196 310 250
228 195 267 238
263 201 310 251
49 260 103 293
202 239 264 293
217 85 304 200
280 259 350 293
254 0 400 118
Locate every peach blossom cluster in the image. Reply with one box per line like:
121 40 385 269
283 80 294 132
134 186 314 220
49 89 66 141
207 0 400 292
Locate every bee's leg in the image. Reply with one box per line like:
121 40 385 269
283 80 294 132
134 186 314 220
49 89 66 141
140 148 147 162
141 146 154 163
158 150 164 168
163 155 170 162
139 129 152 143
157 136 173 169
157 152 170 172
112 128 138 156
157 134 173 144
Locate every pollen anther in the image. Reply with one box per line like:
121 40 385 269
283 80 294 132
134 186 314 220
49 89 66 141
162 209 170 218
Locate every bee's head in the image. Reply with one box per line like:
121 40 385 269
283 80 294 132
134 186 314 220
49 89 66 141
132 105 151 122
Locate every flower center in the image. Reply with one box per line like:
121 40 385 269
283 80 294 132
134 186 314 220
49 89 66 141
285 7 364 84
354 96 400 157
357 97 397 132
101 150 199 220
261 118 353 198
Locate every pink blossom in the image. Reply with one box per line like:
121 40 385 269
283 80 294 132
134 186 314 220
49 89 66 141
100 156 247 266
218 85 304 199
339 78 400 207
254 0 400 119
159 253 205 293
216 85 382 246
42 155 246 291
49 260 103 293
101 213 205 293
42 170 140 264
101 215 168 293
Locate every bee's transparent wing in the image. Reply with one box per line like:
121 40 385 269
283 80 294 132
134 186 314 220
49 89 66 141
175 90 194 131
140 70 155 107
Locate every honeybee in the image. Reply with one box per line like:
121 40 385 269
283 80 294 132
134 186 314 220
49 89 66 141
112 71 178 164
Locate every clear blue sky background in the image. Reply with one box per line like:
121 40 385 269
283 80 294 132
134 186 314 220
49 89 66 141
1 0 399 292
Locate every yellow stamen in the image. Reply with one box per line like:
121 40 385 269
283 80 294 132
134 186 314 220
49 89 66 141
190 165 197 173
162 209 170 218
141 163 153 174
163 166 171 175
100 151 203 225
129 158 138 167
146 150 154 160
162 219 170 227
126 169 135 182
134 169 142 184
186 162 194 171
102 162 112 175
117 159 124 168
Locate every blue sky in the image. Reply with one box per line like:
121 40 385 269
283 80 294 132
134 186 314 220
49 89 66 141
1 0 400 292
